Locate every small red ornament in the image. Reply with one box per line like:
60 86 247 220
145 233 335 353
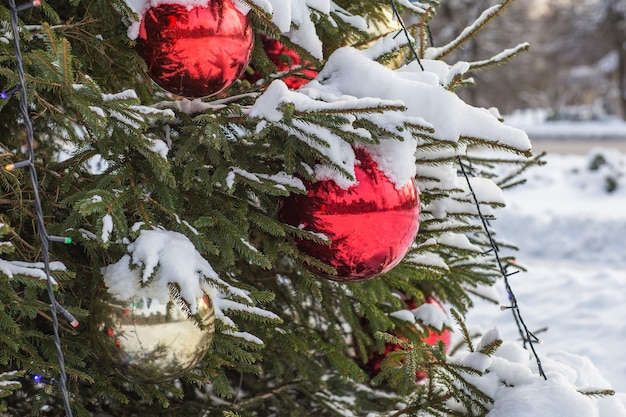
136 0 253 98
279 147 420 282
365 296 451 380
244 35 318 89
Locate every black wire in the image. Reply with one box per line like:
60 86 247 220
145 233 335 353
427 23 434 48
8 1 74 415
457 155 546 380
388 0 424 71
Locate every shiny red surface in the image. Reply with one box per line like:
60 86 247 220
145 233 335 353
243 35 318 89
366 296 451 379
408 296 451 355
137 1 253 98
279 148 420 282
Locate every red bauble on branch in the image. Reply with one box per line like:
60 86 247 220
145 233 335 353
279 147 420 282
364 296 451 380
243 35 318 89
136 0 253 98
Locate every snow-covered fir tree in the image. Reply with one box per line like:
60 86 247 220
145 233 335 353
0 0 623 415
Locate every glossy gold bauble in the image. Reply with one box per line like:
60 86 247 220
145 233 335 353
89 288 215 383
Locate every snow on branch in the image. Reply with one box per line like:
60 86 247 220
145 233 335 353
226 168 306 192
97 89 174 130
249 79 414 189
293 46 530 194
424 3 510 61
329 3 368 32
393 0 428 14
0 370 23 402
0 258 66 284
318 47 530 151
361 28 414 62
246 42 529 218
451 338 622 416
469 42 531 72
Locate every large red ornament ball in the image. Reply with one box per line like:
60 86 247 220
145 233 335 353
365 296 451 379
279 147 420 282
136 0 253 98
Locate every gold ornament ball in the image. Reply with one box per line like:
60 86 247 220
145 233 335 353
89 287 215 383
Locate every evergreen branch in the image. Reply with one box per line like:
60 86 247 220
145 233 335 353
468 42 530 72
451 308 474 352
460 135 532 157
53 148 99 171
293 104 406 117
478 338 502 356
13 294 79 335
420 6 437 51
462 286 498 305
424 0 514 60
445 70 468 92
494 152 546 190
60 37 72 90
578 388 616 397
441 365 493 412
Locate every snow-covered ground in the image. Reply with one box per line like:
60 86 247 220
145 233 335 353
463 117 626 414
506 109 626 140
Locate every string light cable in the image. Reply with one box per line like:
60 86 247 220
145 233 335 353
457 155 546 380
5 0 75 415
388 0 425 71
390 0 546 379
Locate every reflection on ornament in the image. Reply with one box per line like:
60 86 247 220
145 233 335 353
279 147 420 282
136 0 253 98
364 295 451 380
89 288 215 383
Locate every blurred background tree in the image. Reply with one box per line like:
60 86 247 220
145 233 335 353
431 0 626 120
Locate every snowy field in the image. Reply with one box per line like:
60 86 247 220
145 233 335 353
462 118 626 413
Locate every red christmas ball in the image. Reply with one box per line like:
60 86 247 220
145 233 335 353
137 0 253 98
279 147 420 282
366 296 451 379
243 35 318 89
405 296 451 355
